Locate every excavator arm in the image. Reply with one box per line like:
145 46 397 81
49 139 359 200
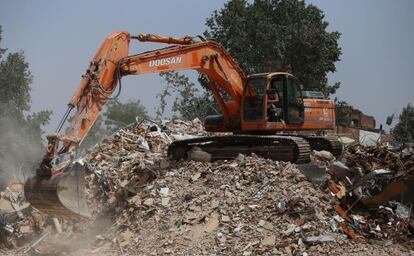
40 31 131 178
46 32 245 176
24 31 246 217
120 36 245 129
58 32 245 162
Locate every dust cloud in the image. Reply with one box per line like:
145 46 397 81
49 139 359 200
0 116 45 188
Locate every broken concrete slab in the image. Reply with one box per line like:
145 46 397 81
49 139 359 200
297 164 327 183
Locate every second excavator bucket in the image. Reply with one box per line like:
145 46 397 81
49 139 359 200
24 162 91 218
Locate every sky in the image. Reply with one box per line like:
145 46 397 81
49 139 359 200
0 0 413 132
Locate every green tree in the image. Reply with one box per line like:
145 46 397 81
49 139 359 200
392 104 414 144
0 52 32 118
204 0 342 94
0 26 52 129
104 99 148 128
335 100 353 126
159 0 342 120
80 99 148 149
156 71 219 121
0 25 51 186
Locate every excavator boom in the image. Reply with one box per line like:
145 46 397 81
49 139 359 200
24 31 340 218
24 31 246 217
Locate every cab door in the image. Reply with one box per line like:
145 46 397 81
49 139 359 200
242 77 267 122
285 76 304 124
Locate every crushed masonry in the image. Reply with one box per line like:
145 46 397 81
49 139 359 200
0 118 413 255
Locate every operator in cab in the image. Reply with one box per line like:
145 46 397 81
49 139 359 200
267 88 283 122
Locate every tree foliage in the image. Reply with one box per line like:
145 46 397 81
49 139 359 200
0 26 52 129
0 52 32 118
335 100 353 126
81 99 148 150
104 99 148 128
0 26 51 186
392 103 414 144
158 0 342 121
204 0 342 94
0 25 52 142
156 72 218 121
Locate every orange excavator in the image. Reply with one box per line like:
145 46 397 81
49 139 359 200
24 31 341 217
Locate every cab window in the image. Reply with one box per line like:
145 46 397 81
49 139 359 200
287 78 302 102
243 77 266 121
286 76 304 124
270 76 284 105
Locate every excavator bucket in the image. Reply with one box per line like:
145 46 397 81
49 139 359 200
24 162 91 218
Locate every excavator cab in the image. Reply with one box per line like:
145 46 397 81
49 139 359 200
242 73 305 127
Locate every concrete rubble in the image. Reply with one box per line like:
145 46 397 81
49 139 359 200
0 118 413 255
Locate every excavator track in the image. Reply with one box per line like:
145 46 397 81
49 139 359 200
301 135 343 158
168 135 311 164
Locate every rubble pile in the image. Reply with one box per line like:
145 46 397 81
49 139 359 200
0 118 206 255
83 118 205 217
86 155 345 255
0 118 412 255
77 121 412 255
163 118 205 138
323 144 414 242
0 180 47 250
